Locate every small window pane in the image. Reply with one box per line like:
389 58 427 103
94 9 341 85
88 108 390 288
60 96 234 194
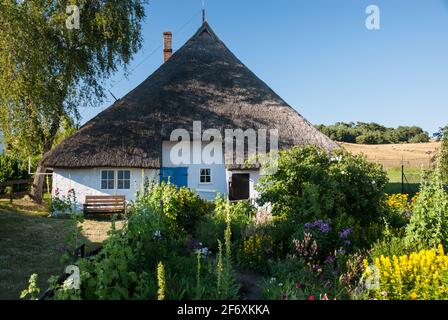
108 180 114 189
117 180 123 189
124 181 130 189
124 171 130 179
108 171 114 179
102 171 107 179
118 171 123 179
101 181 107 189
200 168 211 183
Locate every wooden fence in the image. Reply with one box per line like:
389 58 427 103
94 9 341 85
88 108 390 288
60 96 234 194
0 178 51 200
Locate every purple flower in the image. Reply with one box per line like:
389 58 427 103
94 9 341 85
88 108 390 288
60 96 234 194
304 220 331 234
339 227 352 239
343 240 351 247
159 200 164 206
325 255 334 264
58 244 68 254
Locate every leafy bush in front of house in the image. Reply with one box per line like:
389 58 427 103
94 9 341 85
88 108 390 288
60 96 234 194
405 166 448 249
50 188 78 216
256 146 388 253
195 195 255 252
24 183 240 300
134 181 213 236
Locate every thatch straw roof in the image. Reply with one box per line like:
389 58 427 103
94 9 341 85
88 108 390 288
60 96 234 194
42 22 338 169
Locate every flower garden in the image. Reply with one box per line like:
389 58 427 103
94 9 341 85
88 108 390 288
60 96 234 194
21 146 448 300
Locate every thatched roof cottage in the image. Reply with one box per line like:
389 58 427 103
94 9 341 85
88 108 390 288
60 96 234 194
42 22 337 205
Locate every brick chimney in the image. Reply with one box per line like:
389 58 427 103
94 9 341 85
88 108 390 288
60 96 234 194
163 32 172 62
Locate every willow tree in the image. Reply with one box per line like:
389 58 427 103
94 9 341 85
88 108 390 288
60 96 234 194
0 1 147 202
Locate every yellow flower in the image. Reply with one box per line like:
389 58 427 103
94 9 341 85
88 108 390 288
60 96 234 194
410 292 418 300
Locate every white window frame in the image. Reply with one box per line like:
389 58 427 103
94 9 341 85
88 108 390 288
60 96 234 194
199 168 212 184
100 169 132 190
117 170 131 190
100 170 115 190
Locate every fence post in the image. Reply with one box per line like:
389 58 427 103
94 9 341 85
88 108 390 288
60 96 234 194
401 158 405 194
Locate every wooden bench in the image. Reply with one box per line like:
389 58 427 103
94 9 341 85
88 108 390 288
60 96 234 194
83 195 126 215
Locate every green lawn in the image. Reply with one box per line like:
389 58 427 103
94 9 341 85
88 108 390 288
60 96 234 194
0 198 119 300
0 199 71 299
385 167 423 196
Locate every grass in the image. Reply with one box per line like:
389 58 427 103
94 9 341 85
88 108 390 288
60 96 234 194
341 142 438 196
0 197 123 300
385 167 422 196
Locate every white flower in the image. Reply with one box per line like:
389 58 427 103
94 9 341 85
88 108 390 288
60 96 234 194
372 180 376 185
278 283 283 287
153 230 161 239
194 247 211 256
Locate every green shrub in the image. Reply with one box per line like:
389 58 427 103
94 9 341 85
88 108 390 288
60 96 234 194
369 236 413 260
27 184 240 300
0 153 14 183
257 146 388 250
195 195 254 251
134 181 213 236
261 256 349 300
405 166 448 248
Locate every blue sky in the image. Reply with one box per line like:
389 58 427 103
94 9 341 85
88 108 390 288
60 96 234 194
79 0 448 135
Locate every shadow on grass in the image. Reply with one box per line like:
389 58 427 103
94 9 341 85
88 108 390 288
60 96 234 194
385 183 420 196
0 200 121 300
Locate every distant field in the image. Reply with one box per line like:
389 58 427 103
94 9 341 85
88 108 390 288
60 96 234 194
341 142 441 195
341 142 440 169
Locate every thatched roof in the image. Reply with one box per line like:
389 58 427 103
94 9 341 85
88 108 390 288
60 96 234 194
42 22 338 169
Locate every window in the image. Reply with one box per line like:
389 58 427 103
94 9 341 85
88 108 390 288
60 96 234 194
117 170 131 189
101 170 115 189
199 168 211 184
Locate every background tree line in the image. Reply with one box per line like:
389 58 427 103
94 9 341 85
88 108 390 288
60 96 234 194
315 122 431 144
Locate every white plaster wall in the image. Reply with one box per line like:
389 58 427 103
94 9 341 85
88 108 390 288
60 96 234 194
52 168 159 209
162 141 227 200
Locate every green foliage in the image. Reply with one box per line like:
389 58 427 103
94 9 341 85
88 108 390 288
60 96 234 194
405 166 448 248
257 146 388 250
316 122 430 144
261 257 349 300
135 181 213 236
50 188 78 216
238 232 274 273
0 1 147 172
20 274 40 300
157 262 166 300
0 153 14 183
195 195 254 251
32 184 240 300
438 126 448 184
369 236 413 259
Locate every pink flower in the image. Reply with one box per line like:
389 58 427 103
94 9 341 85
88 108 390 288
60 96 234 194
295 282 302 289
321 294 329 300
309 295 315 301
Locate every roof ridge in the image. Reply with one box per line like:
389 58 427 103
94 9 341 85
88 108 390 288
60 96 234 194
190 21 221 43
